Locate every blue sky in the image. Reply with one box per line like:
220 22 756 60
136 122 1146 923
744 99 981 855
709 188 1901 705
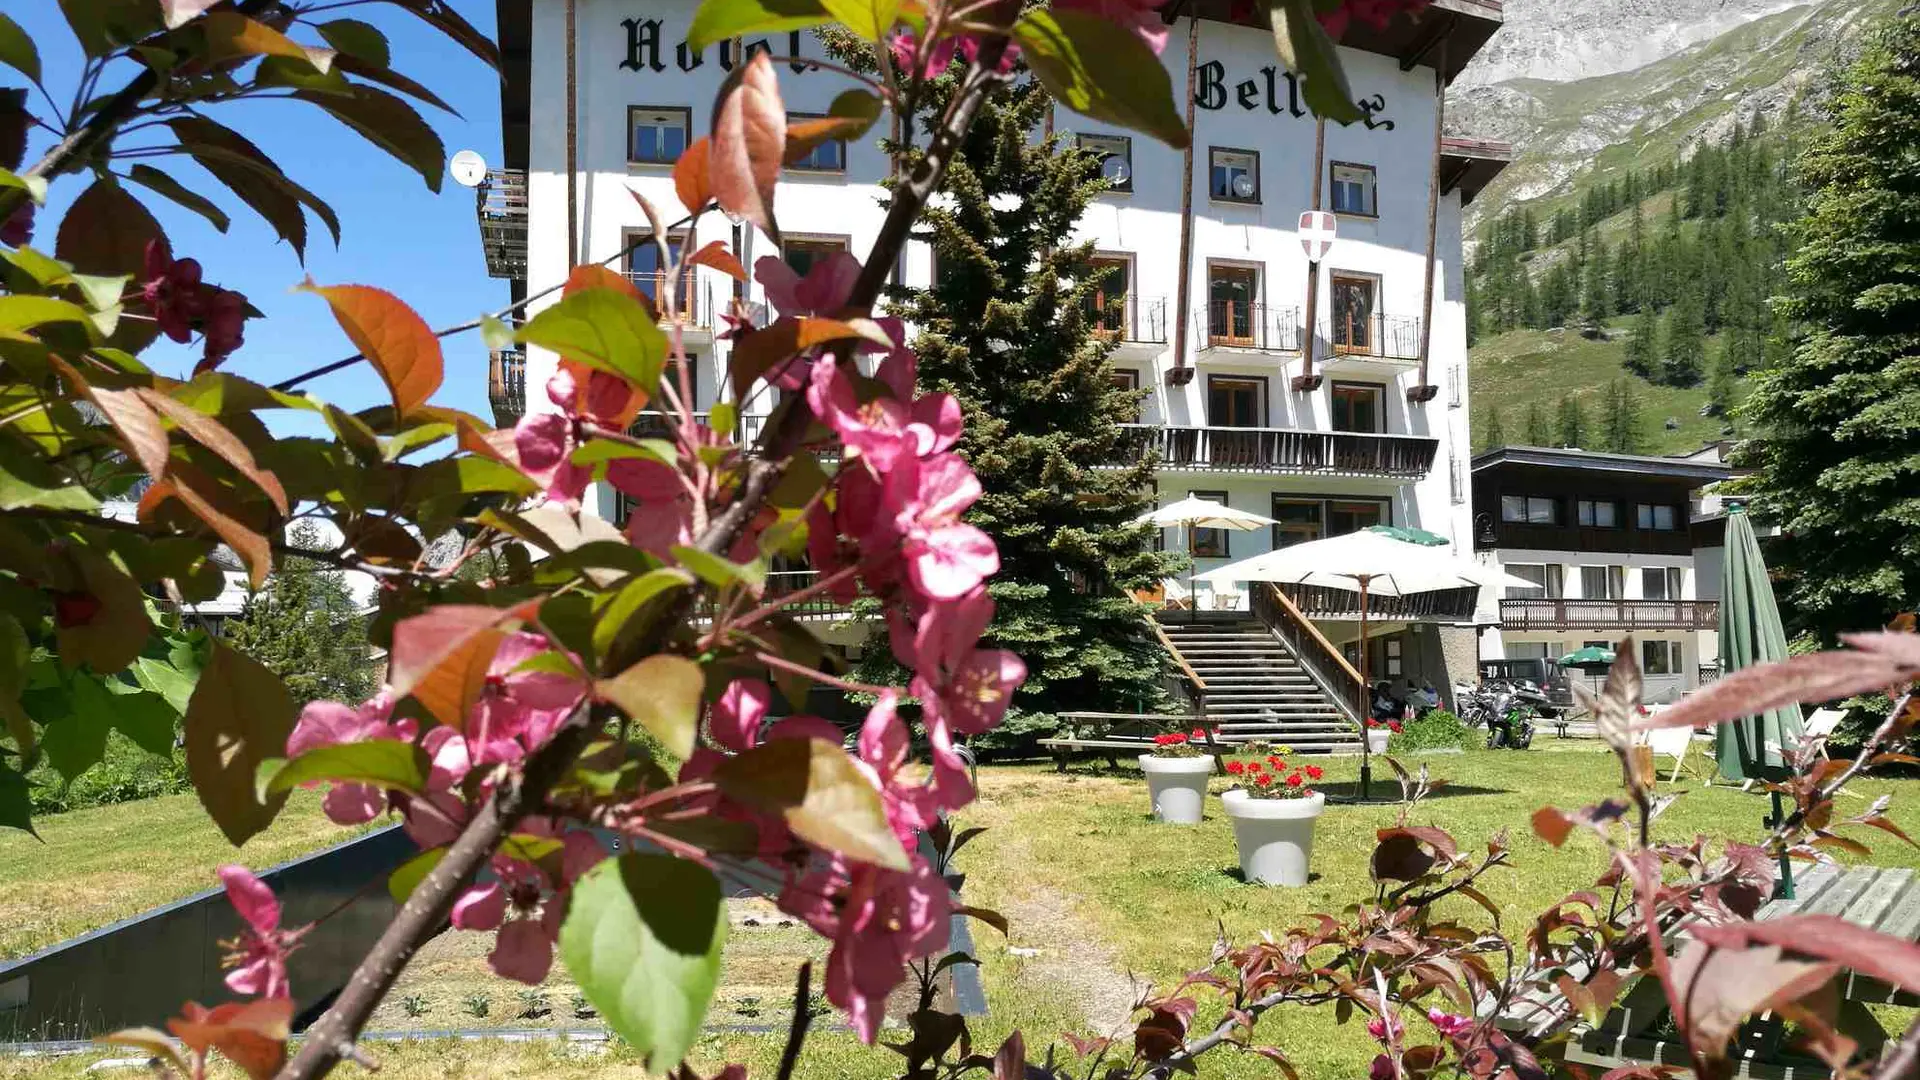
13 1 510 432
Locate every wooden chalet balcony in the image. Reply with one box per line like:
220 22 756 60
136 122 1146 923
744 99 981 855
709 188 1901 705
1500 598 1720 632
476 169 527 280
626 271 718 333
1121 425 1438 478
1284 582 1480 621
1199 301 1302 353
1325 311 1422 362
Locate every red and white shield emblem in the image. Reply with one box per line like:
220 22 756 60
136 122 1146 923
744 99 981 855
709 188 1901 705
1299 210 1337 262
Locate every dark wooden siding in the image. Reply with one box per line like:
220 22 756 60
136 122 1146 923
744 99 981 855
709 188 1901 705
1472 462 1701 557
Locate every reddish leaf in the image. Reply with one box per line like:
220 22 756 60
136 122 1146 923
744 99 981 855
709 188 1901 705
167 997 292 1080
688 240 748 282
169 117 340 259
710 52 785 241
956 905 1009 936
97 1027 190 1077
1694 914 1920 999
138 470 272 588
728 315 891 400
56 177 164 280
183 644 297 846
1843 630 1920 669
1371 831 1435 882
1861 814 1920 851
1532 807 1574 847
1631 649 1912 733
51 547 149 674
1667 938 1837 1060
388 601 541 726
199 12 335 72
674 136 713 213
300 283 443 416
138 389 288 515
565 263 648 303
51 358 169 481
1251 1046 1299 1080
783 91 880 165
992 1032 1025 1080
379 0 501 70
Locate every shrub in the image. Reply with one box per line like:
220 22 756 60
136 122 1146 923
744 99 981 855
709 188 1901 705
1388 710 1477 753
28 732 190 815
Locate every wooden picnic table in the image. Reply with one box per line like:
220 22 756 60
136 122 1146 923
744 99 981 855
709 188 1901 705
1559 862 1920 1079
1040 712 1211 770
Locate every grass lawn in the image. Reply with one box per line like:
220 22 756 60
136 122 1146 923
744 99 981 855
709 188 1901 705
8 747 1920 1078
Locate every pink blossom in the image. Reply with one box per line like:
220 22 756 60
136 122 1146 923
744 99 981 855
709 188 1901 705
514 413 591 504
490 915 557 983
217 866 301 1000
285 695 411 825
855 692 939 846
780 855 951 1043
887 453 999 601
1428 1008 1473 1037
755 252 860 319
955 35 1020 74
887 29 957 81
1369 1054 1396 1080
138 240 249 372
1052 0 1169 53
610 456 695 556
712 678 773 752
452 880 507 930
911 647 1025 737
466 632 587 767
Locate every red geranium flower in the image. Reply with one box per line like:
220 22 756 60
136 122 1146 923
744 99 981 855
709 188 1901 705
1247 760 1263 773
1225 760 1245 775
1305 765 1324 780
1286 773 1304 787
1389 721 1404 733
1190 728 1207 741
1256 773 1273 787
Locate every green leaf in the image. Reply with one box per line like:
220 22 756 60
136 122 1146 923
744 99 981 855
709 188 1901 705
820 0 898 42
672 546 767 592
689 0 831 52
107 686 179 757
184 643 296 846
57 0 161 58
45 678 114 783
0 12 40 81
0 436 99 511
480 313 515 351
316 18 389 66
560 854 727 1073
708 402 738 439
713 738 910 870
0 613 30 752
1013 9 1191 148
168 117 341 260
595 654 704 761
292 86 446 193
0 169 48 204
1268 0 1362 125
387 845 445 902
0 763 35 837
0 295 95 333
262 739 431 797
592 568 695 660
517 288 668 389
571 436 676 468
67 272 130 312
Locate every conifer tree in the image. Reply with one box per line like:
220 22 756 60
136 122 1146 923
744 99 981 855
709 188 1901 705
226 522 375 706
1742 11 1920 640
1523 401 1553 446
860 70 1181 745
1706 336 1738 420
1600 379 1646 454
1479 406 1505 452
1660 286 1707 387
1555 395 1589 448
1624 306 1660 378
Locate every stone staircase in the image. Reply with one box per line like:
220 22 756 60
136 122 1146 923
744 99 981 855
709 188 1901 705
1156 617 1364 754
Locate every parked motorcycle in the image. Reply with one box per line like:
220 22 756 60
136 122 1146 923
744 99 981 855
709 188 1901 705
1458 680 1545 750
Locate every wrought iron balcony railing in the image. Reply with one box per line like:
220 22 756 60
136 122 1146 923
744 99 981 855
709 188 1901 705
488 348 525 426
1200 301 1303 353
1499 598 1720 632
1326 311 1422 361
1282 582 1479 621
626 271 717 330
477 169 527 280
1120 425 1438 478
1089 295 1170 345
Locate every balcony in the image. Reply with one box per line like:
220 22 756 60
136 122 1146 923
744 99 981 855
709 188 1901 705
1283 582 1479 622
627 271 721 341
488 348 525 426
1197 301 1302 356
1090 295 1169 357
1320 312 1422 377
1121 425 1438 478
477 169 527 280
1500 598 1720 633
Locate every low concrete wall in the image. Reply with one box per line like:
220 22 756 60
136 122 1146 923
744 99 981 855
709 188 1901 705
0 826 415 1040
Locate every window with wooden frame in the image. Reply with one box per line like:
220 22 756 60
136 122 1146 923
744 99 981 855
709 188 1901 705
1500 495 1559 525
1087 254 1133 337
1109 368 1142 422
1330 162 1377 217
786 113 847 172
782 236 851 279
1189 490 1230 558
1330 381 1384 433
628 106 691 165
1577 499 1621 528
1209 147 1260 203
1206 375 1265 428
1327 499 1388 537
1207 264 1259 346
623 229 693 316
1641 566 1683 601
1330 272 1378 354
1077 133 1132 192
1642 639 1682 676
1635 503 1680 531
1271 498 1324 550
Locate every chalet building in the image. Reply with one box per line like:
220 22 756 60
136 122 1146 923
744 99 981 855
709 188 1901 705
1470 446 1734 703
477 0 1510 749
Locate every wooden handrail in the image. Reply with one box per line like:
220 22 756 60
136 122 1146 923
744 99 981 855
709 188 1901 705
1266 583 1363 686
1146 614 1208 693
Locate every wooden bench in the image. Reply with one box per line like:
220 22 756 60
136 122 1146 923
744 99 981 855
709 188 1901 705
1544 863 1920 1079
1041 713 1218 770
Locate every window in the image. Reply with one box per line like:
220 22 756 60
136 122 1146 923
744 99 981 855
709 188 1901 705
785 114 846 172
1641 567 1683 601
1500 495 1558 525
1209 147 1259 203
1328 500 1387 537
782 236 850 279
1330 273 1378 354
1109 369 1142 422
1636 503 1680 531
1642 639 1682 676
1384 637 1403 678
1506 563 1564 600
628 106 690 165
1207 376 1264 428
1207 265 1259 345
1078 133 1132 192
631 354 700 424
624 230 692 313
1331 382 1384 434
1087 254 1132 336
1506 642 1552 662
1330 162 1377 217
1581 565 1625 600
1190 490 1229 558
1577 499 1620 528
1272 499 1323 549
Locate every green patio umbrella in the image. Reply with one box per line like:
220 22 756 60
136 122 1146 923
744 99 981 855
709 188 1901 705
1715 505 1802 782
1558 645 1617 670
1367 524 1449 546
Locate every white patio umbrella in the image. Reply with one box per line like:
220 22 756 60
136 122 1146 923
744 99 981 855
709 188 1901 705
1197 527 1536 797
1131 496 1279 619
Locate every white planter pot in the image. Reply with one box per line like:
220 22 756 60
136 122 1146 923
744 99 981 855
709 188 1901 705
1222 788 1327 886
1366 728 1391 754
1138 754 1213 824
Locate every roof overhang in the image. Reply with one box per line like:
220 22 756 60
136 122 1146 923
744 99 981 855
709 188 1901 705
1181 0 1503 84
496 0 531 171
1471 446 1735 485
1440 136 1511 205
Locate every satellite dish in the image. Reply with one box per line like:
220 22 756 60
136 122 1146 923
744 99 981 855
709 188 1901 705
1232 174 1255 199
449 149 488 188
1101 154 1131 186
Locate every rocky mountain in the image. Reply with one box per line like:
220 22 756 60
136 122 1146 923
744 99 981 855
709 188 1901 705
1451 0 1897 229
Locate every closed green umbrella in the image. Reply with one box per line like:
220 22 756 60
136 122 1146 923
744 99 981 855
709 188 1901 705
1715 505 1802 781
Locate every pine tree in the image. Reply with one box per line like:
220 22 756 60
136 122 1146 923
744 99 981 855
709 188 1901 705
1600 379 1646 454
1479 406 1505 452
1555 395 1589 448
1624 306 1659 378
226 522 376 706
1742 11 1920 640
1660 286 1707 387
1523 401 1553 446
1578 249 1610 333
860 70 1181 744
1706 335 1738 420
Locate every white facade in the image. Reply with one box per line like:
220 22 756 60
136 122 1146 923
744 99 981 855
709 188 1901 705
499 0 1498 575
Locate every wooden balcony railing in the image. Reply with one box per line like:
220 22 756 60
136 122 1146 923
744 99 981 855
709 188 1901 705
1327 311 1422 361
1281 583 1480 621
1120 425 1437 478
488 348 525 426
477 168 527 280
1201 301 1303 352
1500 598 1720 632
1252 583 1366 725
